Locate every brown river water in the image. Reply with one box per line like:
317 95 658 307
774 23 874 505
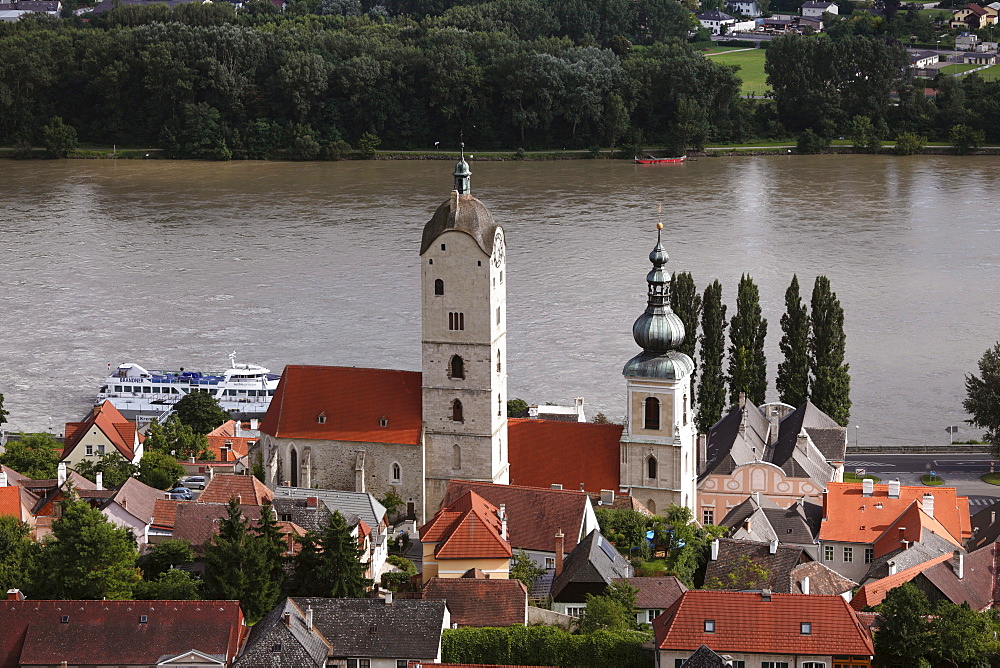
2 156 999 445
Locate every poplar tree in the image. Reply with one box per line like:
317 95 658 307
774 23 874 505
727 275 768 407
696 280 727 434
670 271 702 396
776 275 810 407
809 276 851 426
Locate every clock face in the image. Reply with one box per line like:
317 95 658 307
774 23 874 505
493 230 505 267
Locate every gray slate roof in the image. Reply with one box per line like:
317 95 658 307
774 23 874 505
550 530 634 602
273 487 386 532
272 496 359 533
697 9 735 19
721 493 821 545
969 499 1000 550
236 599 328 667
681 644 728 667
861 532 960 583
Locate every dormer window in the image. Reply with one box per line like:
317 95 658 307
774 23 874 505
380 416 388 428
704 619 715 633
140 615 148 623
800 622 812 635
317 412 327 425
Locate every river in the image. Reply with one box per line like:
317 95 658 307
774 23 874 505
2 156 998 445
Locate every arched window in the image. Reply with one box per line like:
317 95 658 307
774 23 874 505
434 279 444 296
453 444 462 469
647 455 658 480
647 499 657 515
290 447 299 488
497 351 501 373
449 355 465 379
391 462 401 482
452 399 464 422
644 397 660 430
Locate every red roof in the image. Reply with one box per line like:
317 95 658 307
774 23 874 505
850 553 951 610
420 490 511 559
508 419 622 493
260 365 422 445
150 499 185 531
819 482 970 546
206 421 256 462
871 500 961 558
422 576 527 626
199 474 274 506
0 487 29 522
0 600 244 667
61 401 141 461
655 590 874 656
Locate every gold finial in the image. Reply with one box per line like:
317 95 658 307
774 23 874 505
656 203 663 231
656 222 663 230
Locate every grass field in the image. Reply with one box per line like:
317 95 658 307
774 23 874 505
704 48 769 96
976 64 1000 81
942 63 981 75
915 8 950 17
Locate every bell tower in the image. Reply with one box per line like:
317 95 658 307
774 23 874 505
620 223 697 516
421 150 509 517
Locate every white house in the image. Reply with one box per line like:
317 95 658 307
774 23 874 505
696 9 738 34
801 0 838 16
909 50 940 69
726 0 761 17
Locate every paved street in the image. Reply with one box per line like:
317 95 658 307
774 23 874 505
844 453 1000 511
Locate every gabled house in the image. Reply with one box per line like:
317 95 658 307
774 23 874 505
952 4 994 29
235 597 449 667
15 463 100 539
101 476 169 544
726 0 761 18
419 489 512 583
719 492 822 559
801 0 837 16
613 576 687 626
423 570 528 626
61 401 143 467
199 473 274 506
704 537 811 592
149 498 185 542
206 420 258 464
696 9 738 34
0 467 39 534
549 529 634 616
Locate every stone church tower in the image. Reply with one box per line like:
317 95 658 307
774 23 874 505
421 152 509 515
619 224 697 516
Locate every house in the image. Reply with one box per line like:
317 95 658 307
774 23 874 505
442 480 599 572
951 4 994 29
12 463 100 539
0 0 59 21
0 467 38 533
955 32 981 51
964 52 997 65
967 498 1000 550
235 597 449 667
698 397 846 527
61 401 143 468
726 0 761 18
549 529 634 616
271 495 380 578
613 576 687 626
850 553 952 610
100 476 169 544
801 0 837 16
719 492 822 559
423 571 528 626
859 530 962 584
909 50 940 70
172 502 264 556
419 489 511 583
149 497 185 542
654 590 874 668
0 592 246 667
817 480 970 582
696 9 738 34
199 472 274 506
704 537 811 592
797 15 824 31
527 398 586 422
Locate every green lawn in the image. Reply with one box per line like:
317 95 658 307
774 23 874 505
843 472 882 484
942 63 980 75
921 474 945 486
704 48 768 96
976 64 1000 81
915 8 950 17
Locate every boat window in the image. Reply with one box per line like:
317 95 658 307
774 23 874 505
114 386 122 392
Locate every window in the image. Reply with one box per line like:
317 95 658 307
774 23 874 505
448 312 465 331
500 270 503 283
498 394 502 416
497 351 501 373
272 643 282 652
140 615 148 623
97 444 105 455
704 619 715 633
675 660 685 668
452 399 464 422
865 548 874 564
397 661 410 668
802 663 826 668
440 243 446 251
452 444 462 469
380 416 388 427
646 609 663 623
114 385 123 392
449 355 465 379
86 444 94 456
824 545 834 562
703 509 714 525
646 456 657 480
843 547 853 563
434 278 444 295
801 622 812 635
391 463 401 482
683 394 688 425
643 397 660 430
347 660 371 668
545 557 555 569
762 663 789 668
496 306 501 324
566 607 584 617
429 259 433 265
280 513 292 522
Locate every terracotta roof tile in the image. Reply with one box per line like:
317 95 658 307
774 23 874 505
60 401 138 461
0 487 27 521
508 419 622 493
655 590 874 656
850 553 952 610
614 577 687 610
914 542 998 611
422 577 527 626
150 499 184 530
172 502 264 553
260 366 422 445
109 477 169 525
206 421 256 461
419 490 511 559
199 474 274 506
871 500 961 558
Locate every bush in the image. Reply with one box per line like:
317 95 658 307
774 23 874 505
41 117 78 159
357 130 380 158
796 129 830 154
514 147 526 159
949 124 985 155
587 146 601 159
386 554 416 575
894 132 926 156
380 571 412 591
442 626 652 668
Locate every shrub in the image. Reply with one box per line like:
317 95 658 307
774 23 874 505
357 130 380 158
514 147 526 159
386 554 416 575
379 571 412 591
949 124 985 155
41 117 78 159
796 129 829 154
894 132 926 156
442 626 652 668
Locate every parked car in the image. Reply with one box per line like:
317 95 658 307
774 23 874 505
169 487 193 500
184 476 206 489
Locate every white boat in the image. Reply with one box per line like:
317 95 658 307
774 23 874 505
97 353 279 420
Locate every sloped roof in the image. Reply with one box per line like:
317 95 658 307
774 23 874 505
614 577 687 610
655 590 873 656
680 644 727 667
235 598 328 667
273 487 386 530
507 419 621 493
0 600 244 667
423 577 527 626
0 487 32 522
272 496 336 533
260 365 422 445
871 500 961 559
701 402 771 479
199 474 274 506
721 494 820 545
61 401 140 461
106 477 169 525
550 530 633 602
421 193 498 256
850 553 952 610
704 538 810 593
419 490 511 559
968 498 1000 550
862 531 959 583
172 502 264 553
442 480 592 553
789 561 857 596
206 421 256 462
919 542 999 611
150 498 185 531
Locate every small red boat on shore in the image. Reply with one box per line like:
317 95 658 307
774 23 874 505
634 155 687 164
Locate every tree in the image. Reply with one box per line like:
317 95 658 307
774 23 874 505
357 130 381 158
964 341 1000 455
894 131 926 156
173 391 230 435
928 600 991 667
670 271 702 396
0 516 37 594
949 123 985 155
0 393 9 427
873 582 931 666
660 504 723 587
704 554 770 590
33 496 140 600
510 548 546 590
507 398 528 417
133 568 201 600
72 452 137 488
847 115 882 153
728 275 767 407
137 539 195 580
137 450 186 490
41 116 78 158
316 510 371 598
580 581 638 633
251 451 266 483
0 433 60 479
379 489 404 521
255 500 289 592
288 530 325 596
160 103 231 161
697 280 727 434
809 276 851 426
145 415 214 461
776 275 810 407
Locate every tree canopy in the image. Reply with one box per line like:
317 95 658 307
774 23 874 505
776 274 810 407
727 274 767 407
809 276 851 426
0 433 61 479
696 280 727 434
965 341 1000 455
173 391 231 435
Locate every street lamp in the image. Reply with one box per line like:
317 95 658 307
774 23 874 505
855 424 860 448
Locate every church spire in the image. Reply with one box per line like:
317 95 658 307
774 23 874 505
453 143 471 194
632 222 685 353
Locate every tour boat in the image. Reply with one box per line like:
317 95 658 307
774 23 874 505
96 353 280 420
634 155 687 164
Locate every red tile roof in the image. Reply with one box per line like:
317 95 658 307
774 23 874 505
850 553 952 610
0 600 244 668
150 499 184 531
871 500 961 558
171 503 264 553
919 542 1000 611
420 490 511 559
819 482 970 547
655 590 874 656
442 481 592 554
614 577 687 610
422 576 528 626
508 419 622 493
61 401 141 461
206 421 256 462
260 365 422 445
0 487 28 522
199 474 274 506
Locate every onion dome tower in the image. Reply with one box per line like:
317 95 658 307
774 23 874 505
619 223 697 516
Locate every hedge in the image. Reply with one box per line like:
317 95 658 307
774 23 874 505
441 626 653 668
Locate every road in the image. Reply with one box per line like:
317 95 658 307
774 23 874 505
845 453 1000 513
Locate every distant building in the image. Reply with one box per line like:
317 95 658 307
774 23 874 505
549 529 634 616
696 9 738 34
0 0 59 21
909 50 941 71
423 571 529 627
956 32 981 51
726 0 761 17
614 576 687 626
61 400 143 468
801 0 837 17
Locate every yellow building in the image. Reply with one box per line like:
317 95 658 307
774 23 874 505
418 489 511 584
61 401 143 469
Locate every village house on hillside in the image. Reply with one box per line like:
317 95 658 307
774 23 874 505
419 489 512 583
60 400 143 468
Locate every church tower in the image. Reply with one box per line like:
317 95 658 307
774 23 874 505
421 151 509 517
620 224 697 516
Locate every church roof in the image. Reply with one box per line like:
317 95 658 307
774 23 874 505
420 193 498 256
260 365 422 445
508 419 622 494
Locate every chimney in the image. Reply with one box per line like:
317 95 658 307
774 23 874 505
96 472 103 491
761 589 772 602
751 491 761 506
768 407 780 444
888 560 898 576
801 576 810 596
739 401 747 437
121 498 127 509
743 517 751 533
550 484 562 490
769 539 778 555
283 612 291 627
205 467 214 482
6 589 24 601
250 418 259 430
385 591 393 606
600 490 614 506
575 397 585 421
862 478 874 497
992 511 996 524
954 550 964 579
306 606 314 629
189 456 195 464
922 493 935 518
555 530 565 575
57 462 67 487
0 471 7 487
306 496 319 509
235 494 242 505
93 402 103 415
579 482 585 491
888 479 900 499
796 429 809 454
710 538 720 561
500 505 508 542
